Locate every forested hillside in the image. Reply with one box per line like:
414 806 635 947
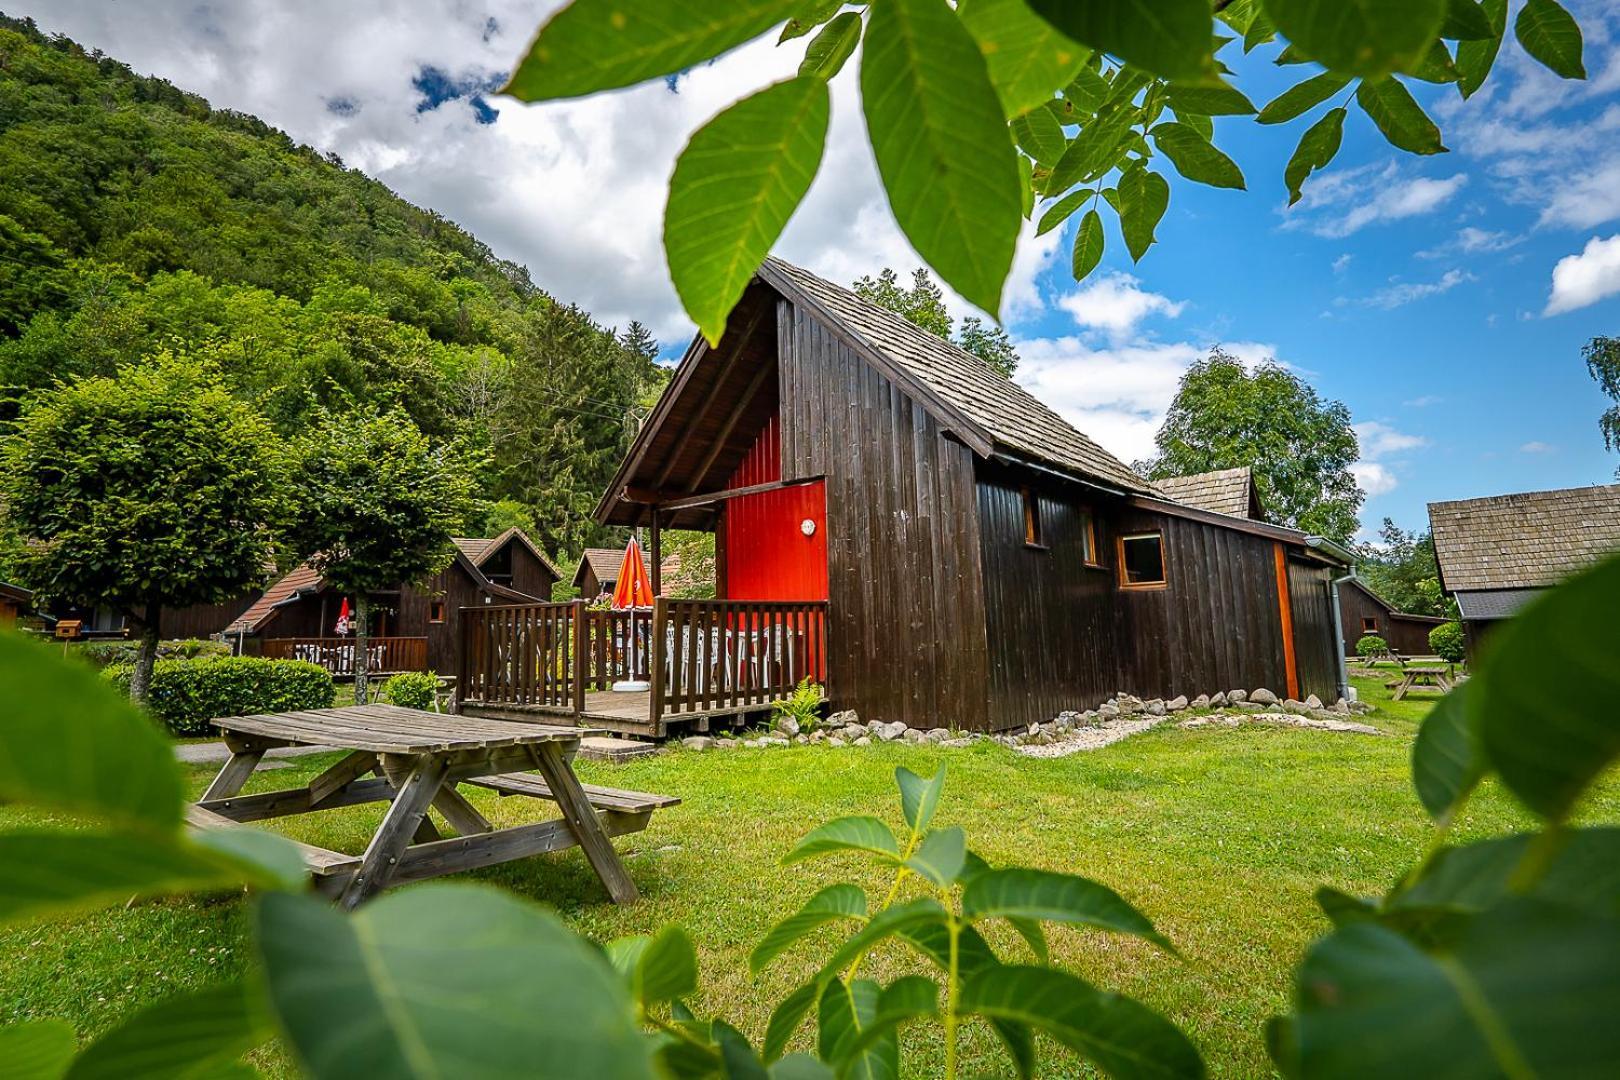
0 14 666 566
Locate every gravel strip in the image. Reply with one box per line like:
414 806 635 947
1179 712 1381 735
1015 717 1164 758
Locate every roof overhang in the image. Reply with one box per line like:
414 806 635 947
1455 588 1541 621
1128 494 1342 560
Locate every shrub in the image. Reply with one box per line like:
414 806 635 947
382 670 439 711
1355 634 1388 659
103 656 335 736
1430 621 1466 663
73 638 230 669
771 678 825 730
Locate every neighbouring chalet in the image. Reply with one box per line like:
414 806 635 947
1335 578 1446 657
0 582 32 629
228 528 559 677
573 547 685 601
1430 482 1620 659
457 259 1351 736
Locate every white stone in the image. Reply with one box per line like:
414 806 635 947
925 728 951 744
1190 694 1210 709
853 736 872 747
1226 689 1246 704
1304 694 1324 710
1210 692 1228 707
1249 688 1277 705
828 736 847 747
681 736 715 751
1166 695 1189 711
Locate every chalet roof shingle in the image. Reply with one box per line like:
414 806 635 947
761 258 1149 494
1152 467 1257 518
576 546 686 591
1429 482 1620 593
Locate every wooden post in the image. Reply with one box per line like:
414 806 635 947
649 508 663 596
571 599 587 716
339 753 448 910
650 596 668 723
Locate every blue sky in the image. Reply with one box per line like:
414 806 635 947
22 1 1620 539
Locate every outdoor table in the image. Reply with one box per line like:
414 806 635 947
188 704 677 910
1390 665 1454 701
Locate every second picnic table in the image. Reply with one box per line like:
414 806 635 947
188 704 678 909
1389 665 1454 701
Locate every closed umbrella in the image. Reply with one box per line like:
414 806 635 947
611 536 654 691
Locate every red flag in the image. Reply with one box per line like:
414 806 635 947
335 597 351 635
611 537 655 610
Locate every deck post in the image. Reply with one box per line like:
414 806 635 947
571 599 587 716
650 596 668 727
649 509 662 596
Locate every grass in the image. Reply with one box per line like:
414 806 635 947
2 676 1614 1077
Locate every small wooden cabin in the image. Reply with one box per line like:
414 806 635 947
1337 578 1445 657
0 582 32 629
458 260 1348 735
230 528 559 676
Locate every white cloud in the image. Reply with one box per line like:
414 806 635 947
1055 272 1187 340
1331 253 1353 273
1419 226 1522 258
1520 441 1557 454
1546 234 1620 314
1286 165 1468 238
1354 421 1428 460
1359 269 1473 310
1350 462 1398 498
1539 157 1620 230
1403 394 1443 408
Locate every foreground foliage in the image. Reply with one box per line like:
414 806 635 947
504 0 1594 341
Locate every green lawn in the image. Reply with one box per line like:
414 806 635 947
2 677 1613 1077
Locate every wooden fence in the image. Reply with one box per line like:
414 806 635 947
460 602 580 710
262 636 427 676
652 598 828 717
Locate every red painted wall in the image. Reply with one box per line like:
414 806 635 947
723 415 828 602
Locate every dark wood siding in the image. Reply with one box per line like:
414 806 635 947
777 301 990 730
163 594 257 639
1338 581 1442 656
1287 557 1341 701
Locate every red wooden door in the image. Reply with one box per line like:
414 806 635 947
724 416 828 602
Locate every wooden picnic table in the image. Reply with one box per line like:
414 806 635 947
189 704 677 910
1389 665 1454 701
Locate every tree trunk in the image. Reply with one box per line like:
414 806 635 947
129 600 162 704
354 594 370 706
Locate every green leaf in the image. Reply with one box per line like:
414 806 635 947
816 898 950 980
780 2 843 43
783 815 900 864
1064 66 1110 113
665 76 829 346
636 925 699 1004
961 965 1204 1079
1389 827 1620 919
896 766 946 834
769 1052 835 1080
861 0 1022 315
1475 555 1620 821
1071 209 1105 281
1150 123 1246 189
1314 886 1379 928
1164 83 1258 117
750 884 868 974
1026 0 1217 82
1006 916 1050 962
905 826 966 887
66 981 270 1080
1037 190 1088 237
817 980 897 1080
0 1020 76 1080
504 0 805 101
0 830 274 926
1515 0 1586 79
190 826 309 892
1456 0 1507 97
605 935 650 980
1265 0 1446 77
1177 111 1214 140
1265 1015 1301 1080
1292 900 1620 1076
1012 107 1067 165
958 0 1090 118
255 885 654 1079
798 12 861 80
1018 154 1035 219
963 867 1175 952
1356 77 1445 153
1284 106 1346 205
0 631 183 831
1404 39 1461 83
1117 167 1170 262
1411 681 1485 825
714 1020 769 1080
1257 71 1352 124
1441 0 1495 40
836 976 940 1060
1045 98 1137 194
763 981 819 1063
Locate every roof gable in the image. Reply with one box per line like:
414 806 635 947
1152 466 1260 519
1430 483 1620 592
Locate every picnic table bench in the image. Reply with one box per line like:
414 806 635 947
189 704 677 909
1389 665 1454 701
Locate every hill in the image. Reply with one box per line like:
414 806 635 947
0 13 665 560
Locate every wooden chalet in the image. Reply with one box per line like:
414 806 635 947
1336 578 1445 657
0 582 32 629
456 259 1350 736
573 547 686 600
1430 482 1620 659
230 528 559 677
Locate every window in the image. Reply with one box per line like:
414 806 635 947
1361 616 1378 634
429 600 446 624
1079 510 1100 566
1022 486 1044 549
1118 533 1167 588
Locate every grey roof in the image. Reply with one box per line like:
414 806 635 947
1152 467 1258 518
762 258 1149 493
1429 483 1620 592
1455 589 1542 621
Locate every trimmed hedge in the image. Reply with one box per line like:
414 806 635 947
1429 621 1466 664
382 670 439 711
105 656 335 736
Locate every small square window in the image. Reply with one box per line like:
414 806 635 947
1361 617 1378 633
1022 487 1044 549
1119 533 1167 587
429 600 446 624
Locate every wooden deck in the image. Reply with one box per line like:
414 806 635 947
463 688 786 738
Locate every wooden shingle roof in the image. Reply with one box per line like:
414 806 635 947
760 259 1149 493
1152 467 1259 519
1429 482 1620 592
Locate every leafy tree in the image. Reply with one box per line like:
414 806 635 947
854 267 1021 376
284 410 479 704
0 354 284 702
1141 347 1363 541
507 0 1593 345
1583 335 1620 476
1356 518 1454 618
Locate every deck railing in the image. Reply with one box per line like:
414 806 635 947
262 636 427 676
460 601 580 709
652 598 828 717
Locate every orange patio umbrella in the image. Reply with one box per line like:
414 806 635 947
610 536 654 691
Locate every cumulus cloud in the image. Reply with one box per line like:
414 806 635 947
1055 272 1187 339
1350 462 1398 498
1358 269 1474 309
1354 421 1428 459
20 0 1058 346
1285 164 1468 238
1546 234 1620 314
